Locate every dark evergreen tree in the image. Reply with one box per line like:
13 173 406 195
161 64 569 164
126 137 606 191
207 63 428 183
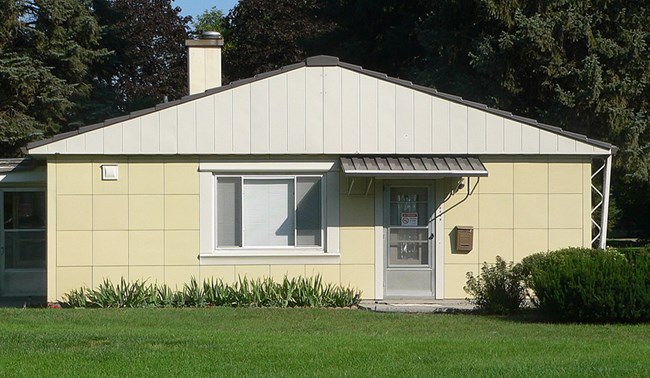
0 0 105 155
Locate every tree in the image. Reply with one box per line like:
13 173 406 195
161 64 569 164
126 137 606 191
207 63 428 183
191 6 226 35
223 0 334 81
0 0 105 155
79 0 191 124
415 0 650 238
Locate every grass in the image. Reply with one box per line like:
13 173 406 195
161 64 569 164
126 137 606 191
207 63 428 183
0 308 649 377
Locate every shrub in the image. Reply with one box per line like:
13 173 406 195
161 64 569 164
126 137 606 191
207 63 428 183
464 256 526 314
61 275 362 309
521 247 650 323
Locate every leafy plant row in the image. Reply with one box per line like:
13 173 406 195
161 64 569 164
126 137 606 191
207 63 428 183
62 275 361 309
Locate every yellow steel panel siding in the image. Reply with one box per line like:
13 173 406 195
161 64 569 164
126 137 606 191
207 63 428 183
479 194 513 229
340 265 374 299
338 186 375 294
56 161 92 195
164 230 200 266
51 157 202 300
514 161 548 194
200 265 236 284
56 231 92 266
444 264 477 299
93 266 128 288
165 265 200 290
129 195 164 230
513 194 548 229
442 158 591 298
269 265 307 282
306 265 340 285
164 195 199 230
92 195 128 230
129 266 164 284
128 161 164 194
340 229 374 265
56 196 92 230
478 229 514 263
235 265 271 281
514 229 548 262
56 267 91 299
164 161 199 194
548 160 583 193
549 229 584 250
129 231 164 266
92 231 128 266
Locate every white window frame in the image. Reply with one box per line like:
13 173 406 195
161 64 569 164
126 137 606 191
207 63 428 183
198 160 340 265
214 174 326 250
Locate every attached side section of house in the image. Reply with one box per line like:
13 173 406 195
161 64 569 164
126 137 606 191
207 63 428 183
22 38 614 302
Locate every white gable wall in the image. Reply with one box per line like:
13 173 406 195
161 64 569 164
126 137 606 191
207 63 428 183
29 66 610 156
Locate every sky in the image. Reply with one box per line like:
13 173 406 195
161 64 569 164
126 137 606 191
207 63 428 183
173 0 238 18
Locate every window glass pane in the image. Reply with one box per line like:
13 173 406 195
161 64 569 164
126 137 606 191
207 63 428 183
4 192 46 230
216 177 242 247
5 230 46 269
244 179 294 246
296 177 322 246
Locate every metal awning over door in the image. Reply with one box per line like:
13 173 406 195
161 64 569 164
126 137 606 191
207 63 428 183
340 156 488 177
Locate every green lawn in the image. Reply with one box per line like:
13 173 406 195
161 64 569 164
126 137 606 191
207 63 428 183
0 308 648 377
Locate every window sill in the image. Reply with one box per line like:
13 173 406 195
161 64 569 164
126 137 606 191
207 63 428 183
199 251 340 265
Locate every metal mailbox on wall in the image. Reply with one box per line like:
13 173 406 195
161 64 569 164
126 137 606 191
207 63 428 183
455 226 474 252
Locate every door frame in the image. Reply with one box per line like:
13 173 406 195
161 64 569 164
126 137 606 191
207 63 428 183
373 179 446 300
383 182 435 298
0 187 47 297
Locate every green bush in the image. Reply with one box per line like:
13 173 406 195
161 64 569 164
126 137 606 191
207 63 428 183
521 247 650 323
61 275 362 309
464 256 526 314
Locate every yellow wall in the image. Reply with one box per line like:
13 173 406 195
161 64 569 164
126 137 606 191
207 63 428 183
442 156 592 298
47 155 591 301
47 157 376 301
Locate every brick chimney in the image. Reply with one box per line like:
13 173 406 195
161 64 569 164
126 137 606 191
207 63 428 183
185 31 224 95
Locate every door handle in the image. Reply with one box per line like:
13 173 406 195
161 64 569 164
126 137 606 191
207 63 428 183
428 233 434 240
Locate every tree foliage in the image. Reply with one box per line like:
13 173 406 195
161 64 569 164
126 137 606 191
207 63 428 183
80 0 191 122
0 0 105 155
223 0 334 81
191 6 226 35
415 0 650 236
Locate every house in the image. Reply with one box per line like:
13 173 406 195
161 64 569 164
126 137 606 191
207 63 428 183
3 32 615 302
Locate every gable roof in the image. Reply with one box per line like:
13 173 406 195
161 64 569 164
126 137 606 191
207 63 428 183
26 56 615 156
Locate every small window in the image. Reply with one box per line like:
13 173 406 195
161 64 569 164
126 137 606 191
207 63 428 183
215 175 324 249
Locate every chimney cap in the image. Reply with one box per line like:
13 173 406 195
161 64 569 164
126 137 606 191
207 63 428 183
201 31 222 40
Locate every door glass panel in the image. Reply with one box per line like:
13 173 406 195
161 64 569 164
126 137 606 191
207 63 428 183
3 191 46 270
389 187 428 226
388 187 430 267
389 229 428 265
5 231 46 269
4 192 45 229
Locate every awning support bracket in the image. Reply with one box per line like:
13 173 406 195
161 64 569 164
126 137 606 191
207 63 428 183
364 178 374 196
346 177 355 195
